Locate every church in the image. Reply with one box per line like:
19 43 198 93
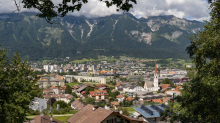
144 61 160 92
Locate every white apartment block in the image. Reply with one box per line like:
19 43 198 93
65 75 106 84
43 65 58 72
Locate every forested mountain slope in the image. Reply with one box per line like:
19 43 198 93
0 13 204 60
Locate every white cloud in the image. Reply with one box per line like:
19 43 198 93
130 0 210 21
0 0 210 21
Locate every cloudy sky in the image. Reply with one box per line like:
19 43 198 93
0 0 210 21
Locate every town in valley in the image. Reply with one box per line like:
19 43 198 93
27 56 190 123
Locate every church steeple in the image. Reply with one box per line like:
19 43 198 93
155 60 157 75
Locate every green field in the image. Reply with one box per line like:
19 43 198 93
53 116 71 123
122 107 136 114
67 110 78 114
65 83 79 86
70 57 118 63
42 60 50 63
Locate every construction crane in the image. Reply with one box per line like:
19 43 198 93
165 90 168 105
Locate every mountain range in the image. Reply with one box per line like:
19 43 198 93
0 12 204 60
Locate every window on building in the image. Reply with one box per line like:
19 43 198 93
106 119 113 123
153 117 156 122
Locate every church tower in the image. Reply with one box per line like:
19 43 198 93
154 60 158 87
144 81 147 89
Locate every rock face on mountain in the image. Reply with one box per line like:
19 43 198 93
0 13 204 60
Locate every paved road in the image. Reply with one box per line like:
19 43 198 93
26 114 74 119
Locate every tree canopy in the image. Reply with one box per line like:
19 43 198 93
86 97 95 105
65 84 72 94
161 1 220 122
0 49 39 123
85 87 94 94
19 0 137 24
53 100 68 109
162 78 176 87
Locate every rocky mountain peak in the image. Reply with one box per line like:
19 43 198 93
0 12 204 60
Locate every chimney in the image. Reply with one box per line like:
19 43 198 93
93 105 98 111
115 106 118 111
50 115 53 122
105 104 110 110
119 110 123 114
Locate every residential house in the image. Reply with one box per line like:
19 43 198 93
55 74 65 80
126 97 135 102
166 90 182 98
138 93 172 102
43 89 55 94
96 84 108 90
98 86 109 91
71 100 84 110
76 85 88 97
116 95 124 102
50 86 59 94
60 85 67 94
44 94 73 104
152 99 163 104
73 85 80 91
175 86 182 90
132 104 170 123
111 101 119 109
66 104 147 123
29 97 47 112
160 84 172 91
37 76 65 88
126 85 145 92
115 84 123 91
89 90 108 101
122 83 134 92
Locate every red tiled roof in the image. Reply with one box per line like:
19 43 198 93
111 101 119 106
96 84 106 88
50 86 58 89
161 84 171 89
173 90 182 93
116 95 124 98
115 84 120 87
71 100 84 110
126 97 135 101
81 91 85 95
74 85 80 89
89 90 108 97
60 85 66 90
152 99 163 103
66 104 112 123
67 104 147 123
175 86 182 90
